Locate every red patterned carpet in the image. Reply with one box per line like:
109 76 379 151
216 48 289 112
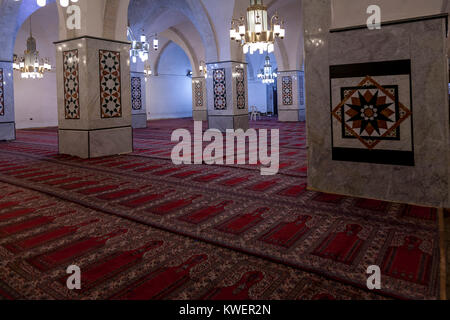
0 118 442 300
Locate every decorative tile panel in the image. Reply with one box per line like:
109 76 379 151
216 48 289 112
299 74 305 106
63 50 80 119
330 60 414 166
236 67 246 109
131 76 142 111
194 81 203 108
99 50 122 118
213 68 227 110
0 68 4 116
282 76 293 105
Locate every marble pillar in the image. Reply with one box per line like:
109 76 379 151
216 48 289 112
206 61 249 131
192 76 207 121
278 70 306 122
0 61 15 141
130 72 147 129
304 0 450 208
55 36 132 159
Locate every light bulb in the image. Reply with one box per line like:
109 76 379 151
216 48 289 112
59 0 69 7
255 23 262 35
239 25 246 36
274 24 281 35
37 0 46 7
229 29 236 40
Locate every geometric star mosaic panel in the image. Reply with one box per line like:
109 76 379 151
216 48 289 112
131 77 142 111
282 76 293 105
236 67 246 109
63 50 80 119
213 68 227 110
194 81 203 108
0 68 4 116
99 50 122 118
330 60 414 166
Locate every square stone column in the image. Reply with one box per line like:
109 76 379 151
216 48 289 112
130 72 147 128
0 61 15 141
192 76 207 121
206 61 249 131
277 70 306 122
55 36 132 159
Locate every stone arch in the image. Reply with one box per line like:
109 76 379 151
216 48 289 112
161 27 199 77
128 0 218 62
0 0 60 61
154 39 194 77
103 0 130 41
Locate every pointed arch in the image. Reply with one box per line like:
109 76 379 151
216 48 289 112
128 0 218 62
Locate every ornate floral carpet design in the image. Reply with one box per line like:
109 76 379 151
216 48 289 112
0 118 441 300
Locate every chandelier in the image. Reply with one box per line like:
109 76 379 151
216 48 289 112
257 55 277 84
13 17 51 79
230 0 285 55
127 27 158 64
35 0 79 7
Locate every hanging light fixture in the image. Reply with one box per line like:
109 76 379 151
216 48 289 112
13 16 52 80
127 27 158 64
257 55 277 85
230 0 285 55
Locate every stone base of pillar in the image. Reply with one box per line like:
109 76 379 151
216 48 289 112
193 110 207 121
132 114 147 129
59 126 133 159
208 114 249 132
0 122 15 141
278 109 300 122
278 108 306 122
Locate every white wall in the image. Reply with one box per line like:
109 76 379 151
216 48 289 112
248 81 268 113
147 41 193 119
13 2 58 129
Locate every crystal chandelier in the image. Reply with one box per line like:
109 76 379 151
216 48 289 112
257 55 277 84
127 27 158 64
230 0 285 55
13 17 51 79
35 0 79 7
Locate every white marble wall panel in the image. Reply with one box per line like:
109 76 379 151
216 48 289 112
304 0 450 208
